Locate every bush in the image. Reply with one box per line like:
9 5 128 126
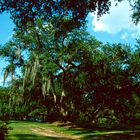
0 121 10 140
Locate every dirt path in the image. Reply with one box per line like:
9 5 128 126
31 126 81 140
31 125 140 140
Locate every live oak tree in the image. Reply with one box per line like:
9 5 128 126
0 23 102 120
1 25 140 125
0 0 140 126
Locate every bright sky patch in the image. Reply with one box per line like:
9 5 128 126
91 0 140 40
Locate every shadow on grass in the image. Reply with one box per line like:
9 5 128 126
81 130 140 140
58 122 139 130
58 123 140 140
7 134 73 140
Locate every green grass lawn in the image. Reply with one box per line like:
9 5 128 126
6 120 140 140
6 120 83 140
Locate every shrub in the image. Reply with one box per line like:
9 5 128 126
0 121 10 140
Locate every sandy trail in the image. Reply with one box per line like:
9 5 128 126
31 126 81 140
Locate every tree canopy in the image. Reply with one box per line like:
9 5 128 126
0 0 111 29
132 0 140 24
0 0 140 131
1 0 139 27
0 26 140 125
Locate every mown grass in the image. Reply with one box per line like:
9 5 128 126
6 120 140 140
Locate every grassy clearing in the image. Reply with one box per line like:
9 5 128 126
6 121 82 140
6 121 140 140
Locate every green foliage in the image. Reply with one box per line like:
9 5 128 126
0 87 10 120
132 0 140 24
28 108 47 118
0 0 140 127
0 26 140 127
0 121 10 140
0 0 111 30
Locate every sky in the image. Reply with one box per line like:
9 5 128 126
87 0 139 45
0 13 15 85
0 0 139 85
